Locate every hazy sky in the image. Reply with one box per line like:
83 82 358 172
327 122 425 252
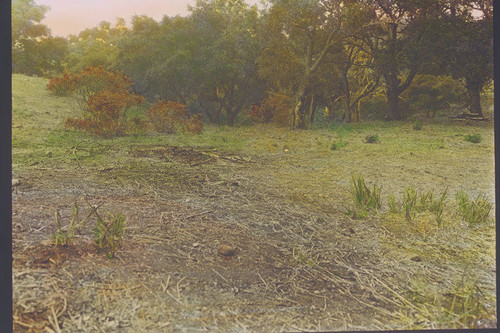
36 0 261 37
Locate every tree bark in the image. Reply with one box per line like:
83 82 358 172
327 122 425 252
466 80 483 116
292 83 308 129
386 86 402 120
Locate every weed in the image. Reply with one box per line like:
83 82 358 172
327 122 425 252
388 194 400 213
93 212 126 258
403 186 418 221
350 175 381 216
464 134 482 144
51 204 79 246
330 141 347 150
365 134 380 143
429 189 448 226
413 119 424 130
456 191 492 225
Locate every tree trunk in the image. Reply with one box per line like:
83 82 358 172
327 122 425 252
292 84 308 129
309 95 316 124
386 85 402 120
466 80 483 116
227 109 237 126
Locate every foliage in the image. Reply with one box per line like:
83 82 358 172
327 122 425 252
147 101 188 134
350 175 381 216
401 186 448 226
464 134 482 144
456 191 492 226
365 134 380 143
48 66 144 137
93 212 126 258
403 75 466 118
250 94 293 125
182 114 204 135
51 202 80 246
330 141 347 151
413 119 423 130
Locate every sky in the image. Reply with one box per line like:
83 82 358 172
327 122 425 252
36 0 262 37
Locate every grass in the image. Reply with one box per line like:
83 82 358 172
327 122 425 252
12 74 497 329
465 134 482 143
456 191 493 226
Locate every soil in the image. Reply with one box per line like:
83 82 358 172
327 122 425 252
12 142 496 332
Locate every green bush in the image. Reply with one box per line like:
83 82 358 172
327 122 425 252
365 134 380 143
464 134 482 143
330 141 347 150
403 75 466 118
413 119 424 130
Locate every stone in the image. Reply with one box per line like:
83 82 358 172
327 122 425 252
218 243 236 257
12 179 20 187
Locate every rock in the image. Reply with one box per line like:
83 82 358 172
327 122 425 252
218 243 236 257
192 243 200 248
12 179 20 187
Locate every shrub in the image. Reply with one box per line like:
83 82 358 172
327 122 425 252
403 75 466 118
330 141 347 150
413 119 424 130
253 94 293 125
464 134 482 143
49 66 144 137
182 114 204 134
456 191 492 225
93 212 126 258
147 101 188 133
365 134 380 143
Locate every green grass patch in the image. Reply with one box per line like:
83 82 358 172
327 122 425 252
464 134 482 143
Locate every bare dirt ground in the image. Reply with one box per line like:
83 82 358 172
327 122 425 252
12 140 496 332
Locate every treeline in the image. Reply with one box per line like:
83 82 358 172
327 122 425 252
13 0 493 128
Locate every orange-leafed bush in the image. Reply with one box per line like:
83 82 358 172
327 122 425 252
182 114 204 134
250 94 292 125
147 101 188 134
49 66 144 137
47 73 75 96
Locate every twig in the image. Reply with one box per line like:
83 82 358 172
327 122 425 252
161 275 171 293
182 210 213 220
177 276 186 298
50 307 62 333
166 290 183 304
212 268 229 284
257 272 269 291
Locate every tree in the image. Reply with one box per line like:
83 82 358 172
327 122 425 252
189 0 265 125
438 0 492 116
12 0 67 76
361 0 442 120
260 0 350 129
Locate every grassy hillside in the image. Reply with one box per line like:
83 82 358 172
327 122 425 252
12 74 496 331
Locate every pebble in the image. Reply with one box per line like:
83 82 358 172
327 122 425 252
218 243 236 257
192 243 200 248
12 179 20 187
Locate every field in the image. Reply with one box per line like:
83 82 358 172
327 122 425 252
12 74 496 332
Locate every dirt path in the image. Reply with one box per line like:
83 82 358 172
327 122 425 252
12 142 496 332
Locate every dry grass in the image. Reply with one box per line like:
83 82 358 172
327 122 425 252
12 74 496 331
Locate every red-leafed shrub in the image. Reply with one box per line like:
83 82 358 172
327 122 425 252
147 101 188 134
182 114 204 134
48 66 144 137
250 94 292 125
